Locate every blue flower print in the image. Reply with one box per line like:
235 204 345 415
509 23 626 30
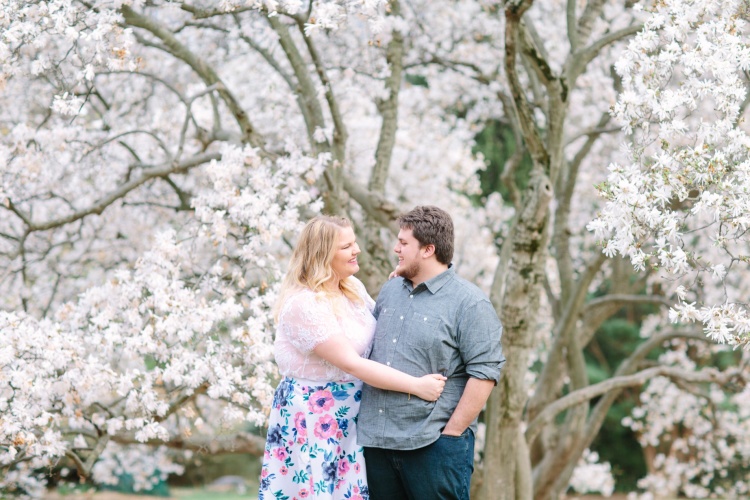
266 424 284 447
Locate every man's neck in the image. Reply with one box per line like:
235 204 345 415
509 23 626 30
410 263 449 287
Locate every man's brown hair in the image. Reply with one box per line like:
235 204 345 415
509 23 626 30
397 206 454 265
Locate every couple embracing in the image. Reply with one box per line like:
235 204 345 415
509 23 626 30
259 206 505 500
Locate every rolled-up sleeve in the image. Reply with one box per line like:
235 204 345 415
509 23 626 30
457 299 505 382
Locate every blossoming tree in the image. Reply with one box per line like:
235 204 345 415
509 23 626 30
2 0 749 499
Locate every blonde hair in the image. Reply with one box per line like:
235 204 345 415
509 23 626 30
275 215 363 321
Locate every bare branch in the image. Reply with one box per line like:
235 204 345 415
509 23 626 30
575 0 607 47
342 176 400 233
566 0 578 51
154 384 208 424
121 5 264 149
369 0 404 194
294 22 348 162
504 5 549 168
180 3 255 19
111 431 266 456
265 15 327 151
11 152 220 233
526 364 742 444
570 24 643 80
584 293 674 311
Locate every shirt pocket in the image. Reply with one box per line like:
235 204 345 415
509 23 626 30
374 307 395 339
406 312 441 348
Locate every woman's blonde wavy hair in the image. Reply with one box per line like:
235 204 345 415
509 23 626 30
275 215 363 321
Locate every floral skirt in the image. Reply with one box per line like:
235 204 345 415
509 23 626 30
259 377 369 500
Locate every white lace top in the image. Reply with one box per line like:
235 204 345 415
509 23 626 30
274 277 377 382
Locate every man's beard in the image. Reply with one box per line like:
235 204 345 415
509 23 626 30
398 260 420 281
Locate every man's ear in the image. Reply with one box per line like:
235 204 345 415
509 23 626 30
421 244 435 258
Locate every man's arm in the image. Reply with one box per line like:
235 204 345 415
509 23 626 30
441 378 495 436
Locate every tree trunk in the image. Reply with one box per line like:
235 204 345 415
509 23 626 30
475 169 552 500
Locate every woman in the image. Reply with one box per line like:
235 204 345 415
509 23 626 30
259 215 446 500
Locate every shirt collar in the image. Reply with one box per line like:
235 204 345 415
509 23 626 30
402 264 455 294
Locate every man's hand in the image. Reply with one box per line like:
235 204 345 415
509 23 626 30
441 378 495 436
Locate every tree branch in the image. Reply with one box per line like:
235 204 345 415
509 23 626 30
584 293 674 312
369 0 404 194
295 21 348 162
570 24 643 79
575 0 606 47
342 176 400 233
111 431 267 456
11 152 220 233
526 364 741 444
566 0 578 52
121 5 264 149
265 15 327 152
504 3 549 168
582 328 708 447
180 3 255 19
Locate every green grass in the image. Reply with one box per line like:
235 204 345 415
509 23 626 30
172 486 257 500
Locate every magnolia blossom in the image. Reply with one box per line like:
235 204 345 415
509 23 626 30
590 0 750 349
568 449 616 497
622 343 750 498
0 1 493 496
3 0 750 498
0 141 320 495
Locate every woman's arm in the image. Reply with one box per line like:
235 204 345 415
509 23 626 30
313 334 445 402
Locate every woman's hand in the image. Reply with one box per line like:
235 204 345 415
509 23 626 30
413 374 447 402
388 263 402 280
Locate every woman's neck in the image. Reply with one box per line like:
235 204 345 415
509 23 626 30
322 278 341 293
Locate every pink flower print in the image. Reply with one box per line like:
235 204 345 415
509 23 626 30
294 412 308 437
273 448 288 461
261 468 269 478
299 488 310 498
308 389 334 414
314 414 339 439
353 463 361 474
280 466 288 476
338 460 350 475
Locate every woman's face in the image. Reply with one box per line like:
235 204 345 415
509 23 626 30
331 226 360 279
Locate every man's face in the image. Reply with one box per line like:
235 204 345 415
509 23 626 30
394 228 423 280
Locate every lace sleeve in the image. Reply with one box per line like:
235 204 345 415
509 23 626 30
278 292 340 353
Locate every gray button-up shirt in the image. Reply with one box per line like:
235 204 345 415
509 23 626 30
358 266 505 450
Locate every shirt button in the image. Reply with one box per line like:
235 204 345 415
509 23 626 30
424 317 427 321
379 409 383 413
400 316 404 320
392 338 397 343
386 362 391 366
409 295 413 299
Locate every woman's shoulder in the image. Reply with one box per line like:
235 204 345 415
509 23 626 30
280 287 331 315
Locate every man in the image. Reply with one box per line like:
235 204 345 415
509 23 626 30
358 205 505 500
